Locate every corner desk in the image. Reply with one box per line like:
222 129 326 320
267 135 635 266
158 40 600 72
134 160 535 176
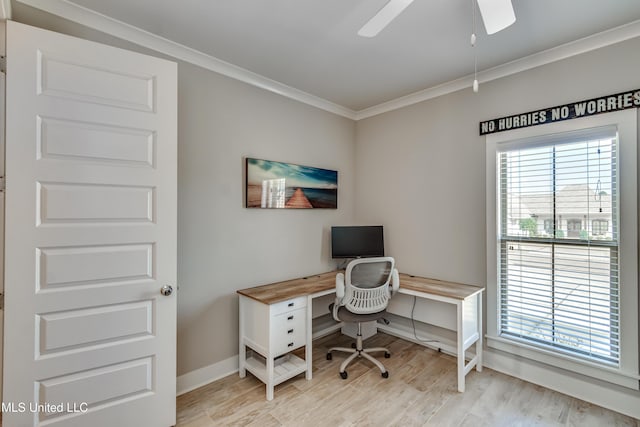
237 271 484 400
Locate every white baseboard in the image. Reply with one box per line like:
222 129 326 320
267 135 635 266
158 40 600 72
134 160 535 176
484 349 640 419
176 355 239 396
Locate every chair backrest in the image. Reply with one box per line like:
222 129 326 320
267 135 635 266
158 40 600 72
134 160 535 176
341 257 396 314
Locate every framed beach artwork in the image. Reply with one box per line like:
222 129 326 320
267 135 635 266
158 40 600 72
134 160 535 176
245 158 338 209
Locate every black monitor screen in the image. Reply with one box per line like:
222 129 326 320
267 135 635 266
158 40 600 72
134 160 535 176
331 226 384 259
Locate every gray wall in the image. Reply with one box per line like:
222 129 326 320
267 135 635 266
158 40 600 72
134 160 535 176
11 3 356 377
175 67 355 374
355 36 640 287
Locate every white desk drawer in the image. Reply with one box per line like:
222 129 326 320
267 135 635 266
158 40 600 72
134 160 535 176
271 296 307 315
272 308 306 355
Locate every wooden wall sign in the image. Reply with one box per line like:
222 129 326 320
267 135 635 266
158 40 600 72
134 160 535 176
480 88 640 135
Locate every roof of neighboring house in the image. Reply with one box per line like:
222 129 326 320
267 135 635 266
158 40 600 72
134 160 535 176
507 184 612 219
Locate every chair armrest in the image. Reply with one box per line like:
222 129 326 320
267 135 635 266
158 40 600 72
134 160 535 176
336 272 345 299
333 272 346 322
391 268 400 295
331 298 341 322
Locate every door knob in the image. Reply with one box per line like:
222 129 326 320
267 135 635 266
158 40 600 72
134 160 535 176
160 285 173 296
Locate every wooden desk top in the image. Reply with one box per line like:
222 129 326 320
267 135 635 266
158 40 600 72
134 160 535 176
237 271 483 305
398 274 484 300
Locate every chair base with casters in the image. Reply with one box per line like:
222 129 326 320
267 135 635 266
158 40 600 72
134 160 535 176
326 304 391 379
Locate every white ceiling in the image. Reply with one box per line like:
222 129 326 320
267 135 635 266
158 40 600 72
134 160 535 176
20 0 640 113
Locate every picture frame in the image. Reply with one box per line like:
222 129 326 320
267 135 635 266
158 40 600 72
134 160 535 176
245 158 338 209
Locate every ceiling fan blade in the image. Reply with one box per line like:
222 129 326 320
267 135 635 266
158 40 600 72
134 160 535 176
477 0 516 35
358 0 415 38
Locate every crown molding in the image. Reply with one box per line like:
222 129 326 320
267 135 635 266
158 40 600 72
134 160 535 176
356 19 640 120
15 0 640 122
14 0 357 120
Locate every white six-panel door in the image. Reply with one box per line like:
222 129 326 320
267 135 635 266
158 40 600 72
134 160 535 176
3 21 177 426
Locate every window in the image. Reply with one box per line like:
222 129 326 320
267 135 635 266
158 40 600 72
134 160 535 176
566 219 583 238
592 219 608 236
499 133 618 364
486 110 638 389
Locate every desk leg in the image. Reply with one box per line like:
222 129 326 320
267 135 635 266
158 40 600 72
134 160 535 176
266 356 274 401
238 298 246 378
238 342 246 378
456 301 465 393
305 295 313 380
476 292 483 372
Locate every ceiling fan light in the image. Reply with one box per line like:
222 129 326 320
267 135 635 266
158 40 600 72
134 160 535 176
358 0 415 38
477 0 516 35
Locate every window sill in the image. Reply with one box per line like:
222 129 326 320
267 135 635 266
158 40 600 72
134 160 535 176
486 334 639 390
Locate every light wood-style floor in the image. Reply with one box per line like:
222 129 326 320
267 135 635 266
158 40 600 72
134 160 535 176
176 332 639 426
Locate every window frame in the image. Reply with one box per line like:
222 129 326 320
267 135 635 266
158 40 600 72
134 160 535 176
485 109 638 389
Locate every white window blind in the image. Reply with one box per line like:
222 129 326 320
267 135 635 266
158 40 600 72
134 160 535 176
498 128 619 365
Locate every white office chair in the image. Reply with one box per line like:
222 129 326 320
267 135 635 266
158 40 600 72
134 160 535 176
327 257 399 379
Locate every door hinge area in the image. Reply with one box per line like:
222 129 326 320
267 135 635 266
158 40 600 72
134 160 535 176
0 293 4 310
0 176 4 192
0 55 5 73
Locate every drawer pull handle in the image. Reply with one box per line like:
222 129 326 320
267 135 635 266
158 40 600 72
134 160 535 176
287 315 294 320
288 302 294 307
288 342 294 347
288 329 294 334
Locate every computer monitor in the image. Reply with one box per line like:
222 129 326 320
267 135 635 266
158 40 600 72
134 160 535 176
331 225 384 259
